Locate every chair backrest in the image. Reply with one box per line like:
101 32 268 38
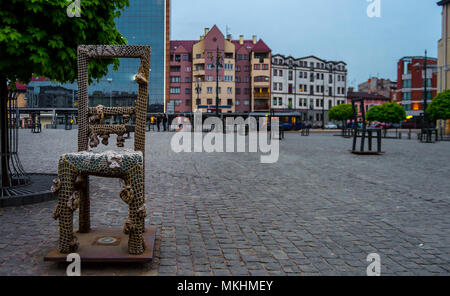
77 45 151 158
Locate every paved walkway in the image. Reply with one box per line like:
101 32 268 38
0 129 449 275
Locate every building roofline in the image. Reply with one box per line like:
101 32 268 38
399 56 438 61
437 0 450 6
272 53 347 65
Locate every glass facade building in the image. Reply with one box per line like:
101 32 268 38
27 0 169 112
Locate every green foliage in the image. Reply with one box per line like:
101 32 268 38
366 105 382 122
366 102 406 124
426 90 450 120
0 0 130 84
328 104 354 121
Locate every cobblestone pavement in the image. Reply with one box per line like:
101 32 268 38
0 129 449 276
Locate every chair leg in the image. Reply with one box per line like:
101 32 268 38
54 157 79 254
123 164 146 255
78 176 90 233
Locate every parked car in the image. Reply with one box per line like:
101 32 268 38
324 123 338 129
375 123 392 129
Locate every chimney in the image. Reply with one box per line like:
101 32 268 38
348 87 354 93
227 34 231 41
205 28 209 35
239 35 244 45
200 35 204 41
252 35 257 44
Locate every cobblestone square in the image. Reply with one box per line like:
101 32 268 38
0 130 449 276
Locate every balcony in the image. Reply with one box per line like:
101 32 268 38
254 92 270 98
254 101 270 111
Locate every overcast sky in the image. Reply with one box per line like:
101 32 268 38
171 0 442 87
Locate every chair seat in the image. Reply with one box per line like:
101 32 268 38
61 149 143 176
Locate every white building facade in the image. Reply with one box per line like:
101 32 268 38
271 54 347 124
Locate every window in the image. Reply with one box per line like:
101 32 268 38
237 54 243 60
196 54 202 59
183 55 189 61
244 100 249 105
244 66 250 72
273 98 278 106
185 77 191 83
236 66 241 72
244 88 250 94
207 52 213 59
218 87 221 94
224 64 233 70
321 73 324 80
186 99 191 106
235 76 241 83
289 71 293 80
288 98 293 109
227 99 233 106
243 54 248 60
185 66 191 72
185 88 191 94
329 75 333 84
224 75 233 82
170 76 180 83
254 76 269 82
196 65 204 71
278 98 282 105
278 83 283 91
207 87 213 94
196 99 201 105
207 99 213 105
244 77 250 83
273 83 278 91
206 64 214 70
236 99 240 106
279 70 283 77
170 66 181 72
254 64 261 70
227 87 233 94
170 87 181 94
273 69 277 76
262 64 269 70
236 88 241 95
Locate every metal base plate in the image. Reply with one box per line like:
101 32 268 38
44 227 156 263
350 150 385 155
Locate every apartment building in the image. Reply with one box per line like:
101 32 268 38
168 25 271 113
271 54 347 123
358 77 397 99
395 56 438 116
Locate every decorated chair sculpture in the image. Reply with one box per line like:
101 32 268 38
51 45 151 255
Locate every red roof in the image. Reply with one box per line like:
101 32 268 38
170 41 196 53
232 39 271 52
348 91 391 100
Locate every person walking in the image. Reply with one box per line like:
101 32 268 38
156 113 161 132
162 114 168 132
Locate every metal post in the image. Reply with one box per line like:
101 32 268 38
1 77 9 187
216 46 220 116
322 76 325 129
423 50 428 128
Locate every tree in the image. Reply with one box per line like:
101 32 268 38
366 105 383 123
426 90 450 121
0 0 129 187
329 104 354 130
365 102 406 124
380 102 406 124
